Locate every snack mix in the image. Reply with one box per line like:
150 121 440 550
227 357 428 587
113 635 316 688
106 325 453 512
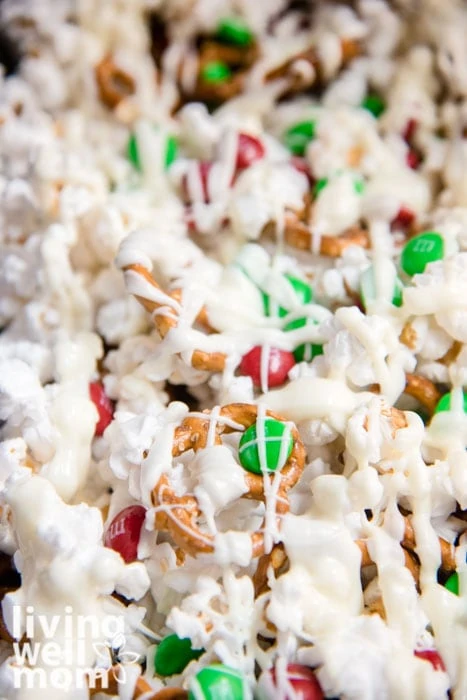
0 0 466 698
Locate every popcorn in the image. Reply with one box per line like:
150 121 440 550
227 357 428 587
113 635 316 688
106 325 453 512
0 0 467 698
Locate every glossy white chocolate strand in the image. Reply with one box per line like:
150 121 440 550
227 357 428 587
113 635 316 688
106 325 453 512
1 0 467 698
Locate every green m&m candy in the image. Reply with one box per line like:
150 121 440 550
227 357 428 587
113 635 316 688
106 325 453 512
391 282 403 307
283 316 323 362
164 135 178 169
263 274 312 318
283 120 316 156
127 132 178 172
434 391 467 415
201 60 232 84
314 177 328 196
444 572 459 596
239 418 293 475
361 94 385 118
127 133 139 169
360 264 403 310
354 178 365 194
400 232 444 276
216 17 253 46
154 634 204 676
189 665 249 700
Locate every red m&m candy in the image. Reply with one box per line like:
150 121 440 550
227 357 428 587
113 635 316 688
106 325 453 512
406 149 420 169
414 649 446 672
236 133 265 170
259 663 324 700
182 161 212 203
403 118 418 144
239 346 295 389
290 156 314 182
184 207 197 233
89 381 114 436
391 206 415 231
104 505 146 563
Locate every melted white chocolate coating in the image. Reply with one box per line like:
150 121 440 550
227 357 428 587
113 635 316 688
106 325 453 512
1 0 467 698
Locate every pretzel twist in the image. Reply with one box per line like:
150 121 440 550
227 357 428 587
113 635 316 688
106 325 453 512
271 213 370 256
152 691 188 700
401 515 456 572
265 38 360 94
95 55 136 109
179 40 258 103
254 510 456 606
200 41 259 69
192 70 245 103
123 263 227 372
152 404 306 558
357 539 421 584
180 36 359 104
358 515 457 575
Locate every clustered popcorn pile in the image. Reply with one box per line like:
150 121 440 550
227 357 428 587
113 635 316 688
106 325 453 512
0 0 466 698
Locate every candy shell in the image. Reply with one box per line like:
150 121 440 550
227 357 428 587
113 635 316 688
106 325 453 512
104 505 146 563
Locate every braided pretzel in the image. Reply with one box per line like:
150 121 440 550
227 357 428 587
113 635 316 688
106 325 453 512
358 514 458 576
183 37 359 105
123 246 365 375
123 263 226 373
180 38 258 104
95 55 136 109
265 38 360 95
152 404 306 558
200 41 259 69
254 507 457 605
